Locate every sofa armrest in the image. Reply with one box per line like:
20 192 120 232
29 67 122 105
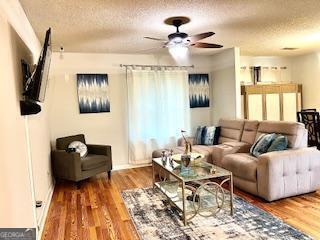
177 137 195 147
87 144 112 170
223 141 252 153
52 150 82 181
257 147 320 201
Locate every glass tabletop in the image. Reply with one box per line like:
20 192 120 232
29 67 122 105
153 157 231 182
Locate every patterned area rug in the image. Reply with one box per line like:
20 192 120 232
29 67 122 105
121 187 312 240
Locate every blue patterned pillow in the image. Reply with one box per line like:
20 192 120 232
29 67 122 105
203 126 216 145
267 135 288 152
195 126 205 145
250 133 277 157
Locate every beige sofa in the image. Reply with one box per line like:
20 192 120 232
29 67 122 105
152 119 320 201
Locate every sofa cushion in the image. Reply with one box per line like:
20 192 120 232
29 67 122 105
218 119 245 144
222 153 258 182
81 154 107 170
256 121 307 148
241 120 259 144
211 142 252 166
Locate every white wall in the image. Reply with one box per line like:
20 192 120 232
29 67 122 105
291 51 320 110
49 53 219 167
211 48 240 124
241 52 320 111
0 12 35 228
0 1 53 234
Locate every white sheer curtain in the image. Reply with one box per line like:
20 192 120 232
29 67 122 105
127 68 190 164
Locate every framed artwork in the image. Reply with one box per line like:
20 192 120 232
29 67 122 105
189 74 210 108
77 74 110 113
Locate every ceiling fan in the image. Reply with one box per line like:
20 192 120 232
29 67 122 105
144 16 223 50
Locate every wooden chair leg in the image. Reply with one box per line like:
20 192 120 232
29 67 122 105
108 171 111 179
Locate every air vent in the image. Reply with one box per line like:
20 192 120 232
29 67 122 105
281 47 298 50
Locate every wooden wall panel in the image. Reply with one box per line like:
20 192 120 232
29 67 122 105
241 83 302 121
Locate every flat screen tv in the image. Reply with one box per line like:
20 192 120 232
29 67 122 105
23 28 51 102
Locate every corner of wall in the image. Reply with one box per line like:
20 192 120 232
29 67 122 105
233 47 242 118
210 48 239 124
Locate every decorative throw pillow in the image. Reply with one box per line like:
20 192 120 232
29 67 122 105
203 126 216 145
195 126 205 145
250 134 265 155
213 126 221 145
250 133 276 157
68 141 88 158
267 135 288 152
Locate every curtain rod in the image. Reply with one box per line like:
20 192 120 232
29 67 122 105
120 64 194 68
240 66 287 70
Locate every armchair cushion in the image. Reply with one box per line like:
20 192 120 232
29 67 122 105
81 154 107 170
87 144 112 170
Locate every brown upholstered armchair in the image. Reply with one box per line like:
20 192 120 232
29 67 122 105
52 134 112 182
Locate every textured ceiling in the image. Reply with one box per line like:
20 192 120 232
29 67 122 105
20 0 320 56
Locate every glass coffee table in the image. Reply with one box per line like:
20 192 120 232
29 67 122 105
152 156 234 225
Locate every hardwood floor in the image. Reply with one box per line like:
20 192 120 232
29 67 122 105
41 167 320 240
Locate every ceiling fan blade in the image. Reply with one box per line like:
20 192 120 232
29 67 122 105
192 42 223 48
144 37 167 42
188 32 215 43
134 46 165 53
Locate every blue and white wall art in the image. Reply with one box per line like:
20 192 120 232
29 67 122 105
77 74 110 113
189 74 210 108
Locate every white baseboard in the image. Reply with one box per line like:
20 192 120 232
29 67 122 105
113 163 151 171
37 182 55 240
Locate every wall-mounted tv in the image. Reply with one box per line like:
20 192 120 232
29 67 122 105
20 28 51 115
23 28 52 102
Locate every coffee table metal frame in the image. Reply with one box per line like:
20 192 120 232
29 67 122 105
152 158 234 225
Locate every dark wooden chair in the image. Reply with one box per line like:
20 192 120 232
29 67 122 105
301 108 317 112
297 111 320 149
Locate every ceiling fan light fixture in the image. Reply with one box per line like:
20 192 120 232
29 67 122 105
168 44 188 58
144 16 222 52
172 36 183 44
